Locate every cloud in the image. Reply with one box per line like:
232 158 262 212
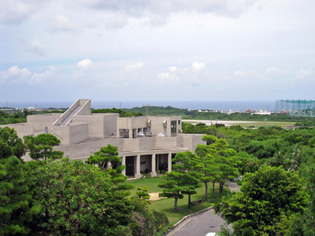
30 66 56 85
192 61 205 71
77 59 93 69
169 66 178 72
265 67 286 74
158 72 179 81
0 0 38 24
0 65 55 85
125 62 144 71
82 0 256 18
233 70 251 77
105 14 129 29
52 15 74 32
297 68 313 79
28 39 45 56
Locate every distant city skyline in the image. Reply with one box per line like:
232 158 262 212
1 0 314 102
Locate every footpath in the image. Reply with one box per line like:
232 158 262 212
167 180 240 236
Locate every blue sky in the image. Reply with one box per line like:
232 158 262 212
1 0 315 103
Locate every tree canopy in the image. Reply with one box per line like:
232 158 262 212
215 166 308 235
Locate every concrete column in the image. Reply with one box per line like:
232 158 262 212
168 153 172 172
121 156 126 176
129 129 132 139
151 154 157 177
135 154 142 179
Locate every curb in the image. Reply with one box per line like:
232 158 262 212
166 206 213 235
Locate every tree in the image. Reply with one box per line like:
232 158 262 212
0 127 25 160
27 158 134 235
159 171 186 211
172 151 203 208
88 145 127 185
195 135 238 199
24 134 63 162
88 144 121 170
0 156 39 235
215 166 308 235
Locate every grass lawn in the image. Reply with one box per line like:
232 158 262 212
128 177 232 235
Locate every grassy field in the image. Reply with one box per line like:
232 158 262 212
239 121 296 128
128 177 232 234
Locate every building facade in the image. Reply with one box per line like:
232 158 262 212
2 99 205 178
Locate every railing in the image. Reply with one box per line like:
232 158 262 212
52 99 90 126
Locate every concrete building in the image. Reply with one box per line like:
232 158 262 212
1 99 205 178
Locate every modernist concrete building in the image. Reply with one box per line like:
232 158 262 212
2 99 205 178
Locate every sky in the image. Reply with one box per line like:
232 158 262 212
0 0 315 103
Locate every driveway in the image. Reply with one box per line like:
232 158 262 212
167 181 240 236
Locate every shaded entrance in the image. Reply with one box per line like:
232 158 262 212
126 156 135 176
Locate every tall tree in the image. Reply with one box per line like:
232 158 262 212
158 171 186 211
195 135 238 199
172 151 202 208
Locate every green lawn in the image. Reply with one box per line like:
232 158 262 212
128 177 232 235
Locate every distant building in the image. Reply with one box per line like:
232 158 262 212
1 99 205 178
252 110 271 115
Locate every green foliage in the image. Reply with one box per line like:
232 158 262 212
88 144 127 185
136 187 150 200
27 158 134 235
92 108 143 117
0 127 25 160
24 133 63 161
0 156 36 235
195 135 239 200
0 110 27 125
215 166 308 235
158 171 186 211
129 197 169 236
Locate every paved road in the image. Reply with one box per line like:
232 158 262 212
167 181 240 236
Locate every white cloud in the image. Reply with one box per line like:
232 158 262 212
169 66 178 72
265 67 286 74
52 15 74 32
297 68 313 79
0 0 38 24
125 62 144 71
28 39 45 56
30 66 56 85
192 61 205 71
0 65 55 85
233 70 250 77
77 59 93 69
158 72 179 81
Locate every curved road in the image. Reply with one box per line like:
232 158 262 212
167 181 240 236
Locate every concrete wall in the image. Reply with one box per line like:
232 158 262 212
77 99 91 115
0 123 33 137
69 123 88 144
148 116 181 136
50 126 70 144
54 138 123 159
181 134 206 152
155 137 177 149
123 138 139 151
103 114 118 137
27 113 60 132
139 137 155 150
